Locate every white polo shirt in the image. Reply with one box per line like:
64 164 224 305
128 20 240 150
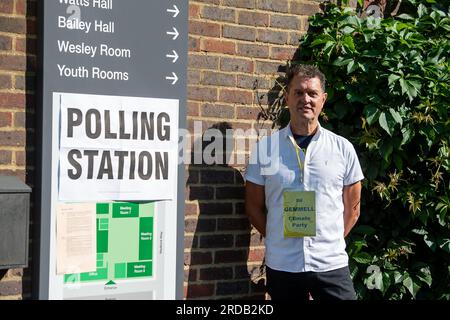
245 123 364 273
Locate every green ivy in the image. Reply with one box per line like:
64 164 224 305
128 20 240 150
264 0 450 299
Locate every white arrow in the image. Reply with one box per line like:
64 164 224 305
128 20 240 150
166 50 179 63
165 72 178 85
166 27 179 40
167 5 180 18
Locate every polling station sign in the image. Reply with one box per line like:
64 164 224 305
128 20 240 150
56 92 179 201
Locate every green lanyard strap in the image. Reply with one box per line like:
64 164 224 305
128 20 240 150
288 135 305 184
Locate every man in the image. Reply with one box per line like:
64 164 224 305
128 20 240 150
245 64 364 300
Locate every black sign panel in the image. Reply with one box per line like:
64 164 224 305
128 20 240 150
37 0 187 299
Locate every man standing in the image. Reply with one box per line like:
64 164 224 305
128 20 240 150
245 64 364 300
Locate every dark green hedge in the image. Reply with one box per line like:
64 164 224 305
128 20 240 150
265 0 449 299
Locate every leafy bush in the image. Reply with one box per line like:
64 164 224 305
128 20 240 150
263 0 450 299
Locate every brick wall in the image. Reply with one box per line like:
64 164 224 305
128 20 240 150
0 0 36 300
0 0 323 300
185 0 322 299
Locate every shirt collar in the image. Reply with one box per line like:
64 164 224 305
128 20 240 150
283 121 322 141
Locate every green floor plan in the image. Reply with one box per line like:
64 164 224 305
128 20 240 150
64 202 154 284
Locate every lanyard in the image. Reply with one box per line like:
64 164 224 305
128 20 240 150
288 135 305 184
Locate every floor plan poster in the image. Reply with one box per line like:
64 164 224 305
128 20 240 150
63 201 159 299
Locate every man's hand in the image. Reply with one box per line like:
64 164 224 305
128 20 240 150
245 181 267 237
343 181 362 237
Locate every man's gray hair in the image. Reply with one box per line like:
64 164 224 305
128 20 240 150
286 64 326 92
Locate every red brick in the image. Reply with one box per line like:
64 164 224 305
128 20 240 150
201 6 235 22
186 284 215 298
237 106 261 120
189 36 200 52
188 70 201 85
194 0 220 4
0 169 25 181
223 0 255 9
220 57 253 73
15 38 36 54
234 265 250 279
189 54 219 70
185 218 216 233
200 169 235 184
15 0 27 15
236 233 264 247
189 186 214 200
198 202 233 216
187 251 213 265
188 86 218 102
199 267 233 280
0 150 12 165
288 31 305 46
248 248 265 262
185 268 197 282
189 3 200 19
234 202 245 215
0 0 13 13
185 202 199 215
257 29 288 45
270 14 301 30
202 71 236 87
215 250 247 263
186 168 199 185
0 280 22 295
187 101 200 117
13 111 25 128
189 20 221 37
0 130 25 146
0 93 25 108
257 0 289 13
201 39 235 55
0 16 26 34
0 35 12 51
270 46 297 60
0 74 12 89
15 150 25 166
290 2 321 16
222 25 256 41
237 75 270 90
7 269 23 277
219 89 252 104
0 55 26 71
0 112 12 127
216 186 245 199
201 103 235 119
255 60 283 75
199 234 234 248
185 235 198 249
216 281 249 295
238 11 269 27
217 217 250 231
237 43 269 58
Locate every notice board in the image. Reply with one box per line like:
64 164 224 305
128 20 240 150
37 0 187 300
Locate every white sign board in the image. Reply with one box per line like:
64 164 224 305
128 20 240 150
57 92 179 201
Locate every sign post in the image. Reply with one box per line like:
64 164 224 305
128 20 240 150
37 0 187 300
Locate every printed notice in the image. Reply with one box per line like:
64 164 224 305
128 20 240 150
56 92 179 201
56 203 97 275
283 190 316 237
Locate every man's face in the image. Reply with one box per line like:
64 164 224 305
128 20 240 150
285 75 327 123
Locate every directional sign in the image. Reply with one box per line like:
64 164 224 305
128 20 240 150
166 27 179 40
166 72 179 85
37 1 187 300
166 50 179 63
167 5 180 18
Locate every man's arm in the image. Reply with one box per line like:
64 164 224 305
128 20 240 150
245 181 267 237
343 181 362 237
